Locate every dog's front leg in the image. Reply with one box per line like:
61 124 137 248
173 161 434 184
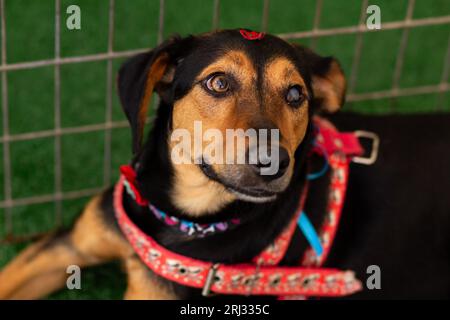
0 231 87 299
0 195 131 299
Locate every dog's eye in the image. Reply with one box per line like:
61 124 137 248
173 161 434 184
205 74 230 94
286 85 305 107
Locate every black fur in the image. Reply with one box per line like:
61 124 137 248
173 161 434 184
326 113 450 299
108 30 450 299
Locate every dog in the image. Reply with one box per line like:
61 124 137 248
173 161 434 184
0 29 449 299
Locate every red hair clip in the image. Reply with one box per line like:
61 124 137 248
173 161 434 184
239 29 265 40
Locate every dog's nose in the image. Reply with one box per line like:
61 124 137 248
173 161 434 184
250 146 290 179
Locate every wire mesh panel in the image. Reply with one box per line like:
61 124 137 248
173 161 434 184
0 0 449 247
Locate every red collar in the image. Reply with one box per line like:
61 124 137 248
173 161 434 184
114 117 366 298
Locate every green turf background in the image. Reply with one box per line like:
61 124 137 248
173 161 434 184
0 0 449 299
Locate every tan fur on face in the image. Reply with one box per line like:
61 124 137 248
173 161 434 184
171 163 236 216
263 57 310 156
170 51 255 215
170 52 310 216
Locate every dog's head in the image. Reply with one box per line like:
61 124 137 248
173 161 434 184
118 29 346 216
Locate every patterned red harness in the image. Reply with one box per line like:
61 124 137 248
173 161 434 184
114 117 368 298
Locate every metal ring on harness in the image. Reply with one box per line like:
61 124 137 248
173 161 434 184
352 130 380 165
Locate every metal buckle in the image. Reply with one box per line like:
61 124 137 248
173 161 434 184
202 263 220 297
352 131 380 165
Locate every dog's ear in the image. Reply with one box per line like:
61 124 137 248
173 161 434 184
118 36 191 154
293 44 346 113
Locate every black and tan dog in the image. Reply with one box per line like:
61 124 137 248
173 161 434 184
0 29 449 299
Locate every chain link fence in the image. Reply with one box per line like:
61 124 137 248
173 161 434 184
0 0 449 244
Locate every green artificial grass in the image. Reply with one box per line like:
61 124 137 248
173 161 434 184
0 0 449 299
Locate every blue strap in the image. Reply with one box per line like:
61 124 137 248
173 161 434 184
298 211 323 257
307 141 329 181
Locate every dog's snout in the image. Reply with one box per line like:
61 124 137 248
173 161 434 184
250 146 290 180
278 147 291 172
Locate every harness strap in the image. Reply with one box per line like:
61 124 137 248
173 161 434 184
312 116 364 157
252 187 307 266
113 116 372 298
114 176 362 297
302 153 350 267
